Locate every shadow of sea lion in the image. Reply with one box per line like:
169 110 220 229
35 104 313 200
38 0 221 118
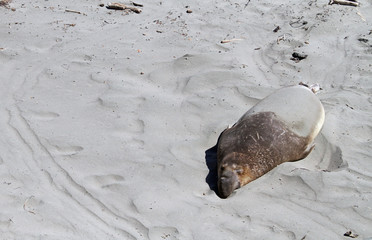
204 132 346 197
205 130 225 195
205 144 219 194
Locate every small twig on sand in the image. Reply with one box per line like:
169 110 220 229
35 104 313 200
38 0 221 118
244 0 251 8
357 11 366 21
220 38 244 44
106 2 142 13
131 1 143 7
65 9 81 14
63 23 76 30
329 0 359 7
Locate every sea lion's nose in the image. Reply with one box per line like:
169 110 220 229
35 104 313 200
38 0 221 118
218 170 240 199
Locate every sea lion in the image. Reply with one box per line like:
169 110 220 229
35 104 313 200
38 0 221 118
217 85 325 198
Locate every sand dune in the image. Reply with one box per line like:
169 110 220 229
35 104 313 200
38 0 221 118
1 0 371 239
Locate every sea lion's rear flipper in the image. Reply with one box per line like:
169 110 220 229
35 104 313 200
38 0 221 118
301 144 315 160
290 144 315 162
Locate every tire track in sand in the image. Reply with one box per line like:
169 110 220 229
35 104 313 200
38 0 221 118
1 41 149 239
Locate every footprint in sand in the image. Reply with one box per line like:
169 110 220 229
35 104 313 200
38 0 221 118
50 144 84 156
27 110 60 121
90 72 107 84
85 174 125 189
112 125 145 136
97 92 145 110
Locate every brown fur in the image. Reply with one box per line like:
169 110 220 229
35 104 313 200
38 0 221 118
217 112 313 198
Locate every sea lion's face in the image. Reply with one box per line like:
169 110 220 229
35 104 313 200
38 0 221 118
218 152 255 198
218 162 242 199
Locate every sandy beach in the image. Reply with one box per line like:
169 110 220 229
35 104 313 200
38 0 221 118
1 0 372 239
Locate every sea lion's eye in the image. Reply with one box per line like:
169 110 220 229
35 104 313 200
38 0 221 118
221 163 229 171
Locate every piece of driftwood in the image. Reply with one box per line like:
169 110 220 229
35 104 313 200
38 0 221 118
0 0 11 7
0 0 11 5
220 38 243 44
65 9 81 14
106 2 142 13
329 0 359 7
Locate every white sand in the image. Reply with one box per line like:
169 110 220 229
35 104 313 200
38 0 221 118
1 0 371 239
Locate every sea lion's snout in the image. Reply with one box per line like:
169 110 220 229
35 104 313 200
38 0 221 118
218 169 241 199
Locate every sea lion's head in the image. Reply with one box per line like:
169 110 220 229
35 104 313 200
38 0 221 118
218 163 241 199
217 152 254 199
